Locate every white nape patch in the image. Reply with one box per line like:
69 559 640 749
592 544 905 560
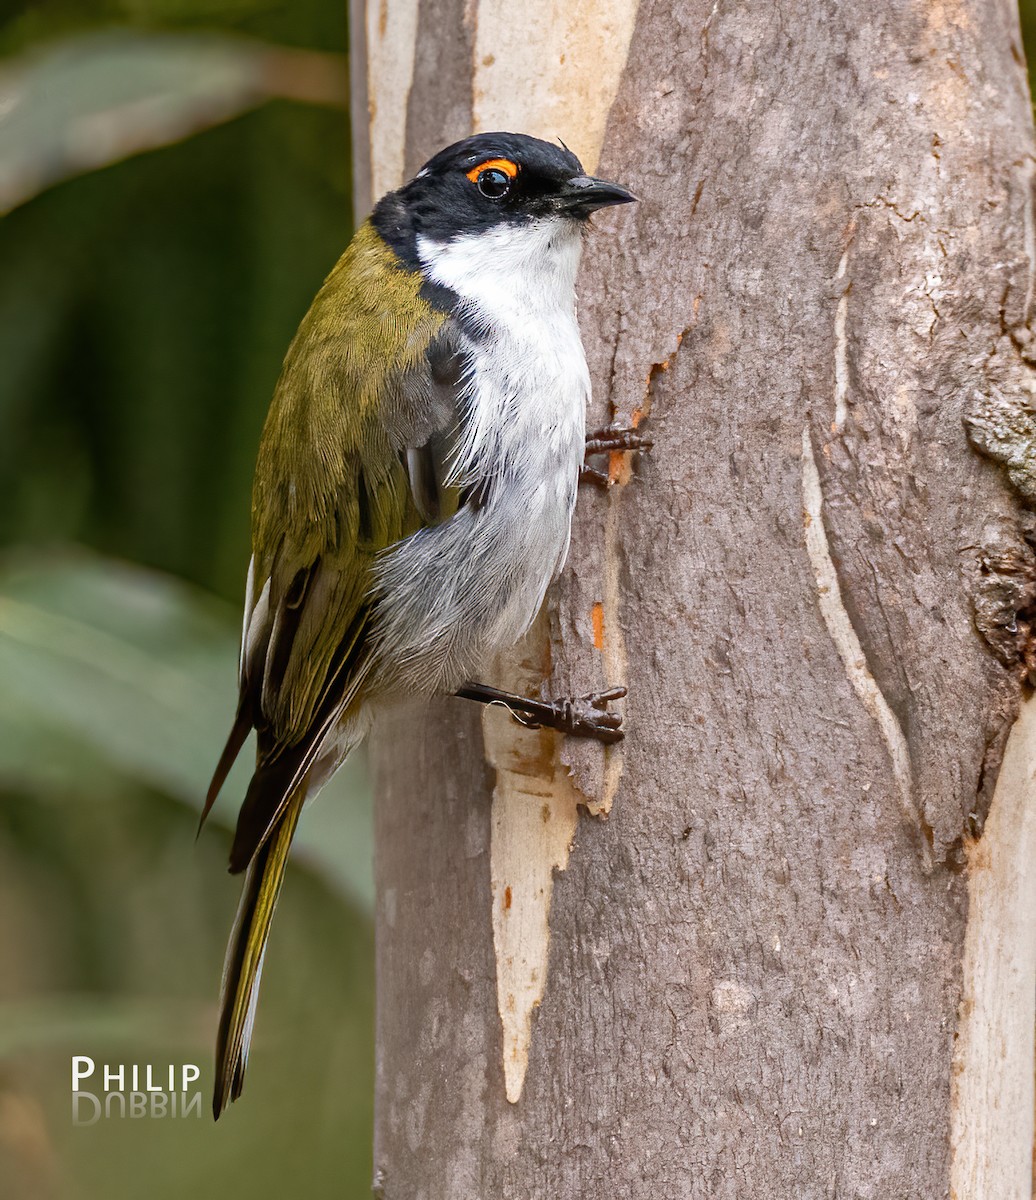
369 218 590 693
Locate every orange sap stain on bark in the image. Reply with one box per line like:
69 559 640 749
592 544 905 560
591 601 605 650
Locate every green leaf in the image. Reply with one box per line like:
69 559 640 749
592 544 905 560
0 29 347 215
0 547 373 910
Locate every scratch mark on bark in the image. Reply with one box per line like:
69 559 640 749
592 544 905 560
1023 156 1036 328
800 427 930 867
833 246 850 430
700 0 720 86
950 694 1036 1200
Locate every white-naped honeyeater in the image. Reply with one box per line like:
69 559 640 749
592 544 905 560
202 132 644 1119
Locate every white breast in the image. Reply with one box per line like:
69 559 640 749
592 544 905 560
369 218 590 693
422 223 587 495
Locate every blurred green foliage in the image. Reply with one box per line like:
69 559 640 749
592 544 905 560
0 43 349 599
0 1 376 1197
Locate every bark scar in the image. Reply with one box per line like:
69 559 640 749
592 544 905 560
833 246 851 431
801 426 933 868
1023 155 1035 326
831 218 857 432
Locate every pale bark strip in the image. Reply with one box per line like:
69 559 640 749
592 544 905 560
364 0 419 198
950 694 1036 1200
832 238 852 432
471 0 639 165
479 612 587 1104
349 0 373 216
469 0 640 1104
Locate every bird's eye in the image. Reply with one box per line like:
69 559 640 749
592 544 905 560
477 168 511 199
465 157 518 199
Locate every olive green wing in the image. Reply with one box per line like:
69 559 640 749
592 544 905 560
202 222 465 873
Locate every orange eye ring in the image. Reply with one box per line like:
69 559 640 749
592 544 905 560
465 158 518 184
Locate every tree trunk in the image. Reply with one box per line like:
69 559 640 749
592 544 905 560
356 1 1036 1196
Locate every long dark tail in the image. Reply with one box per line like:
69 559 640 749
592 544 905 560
212 790 304 1119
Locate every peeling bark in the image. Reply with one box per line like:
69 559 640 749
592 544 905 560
359 1 1036 1196
950 693 1036 1200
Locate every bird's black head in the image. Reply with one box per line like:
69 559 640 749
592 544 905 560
371 132 635 271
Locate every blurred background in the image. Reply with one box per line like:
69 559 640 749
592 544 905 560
0 1 375 1197
3 3 1036 1198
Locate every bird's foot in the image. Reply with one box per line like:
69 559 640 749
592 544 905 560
581 424 653 486
456 683 627 744
527 687 627 744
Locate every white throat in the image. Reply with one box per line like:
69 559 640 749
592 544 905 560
416 219 584 329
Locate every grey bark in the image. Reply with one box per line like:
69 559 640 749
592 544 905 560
365 1 1036 1196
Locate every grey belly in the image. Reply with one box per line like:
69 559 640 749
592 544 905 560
367 468 577 695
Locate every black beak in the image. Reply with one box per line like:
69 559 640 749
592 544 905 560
557 175 637 217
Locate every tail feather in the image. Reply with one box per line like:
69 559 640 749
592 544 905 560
199 710 251 835
212 789 304 1119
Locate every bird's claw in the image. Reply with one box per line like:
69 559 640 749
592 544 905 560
584 425 654 456
582 424 652 487
579 464 611 487
518 686 627 744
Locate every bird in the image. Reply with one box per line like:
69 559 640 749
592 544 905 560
201 131 642 1118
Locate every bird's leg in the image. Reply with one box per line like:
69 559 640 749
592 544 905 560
584 425 653 456
581 423 653 486
456 682 626 744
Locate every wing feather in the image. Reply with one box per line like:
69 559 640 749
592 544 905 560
203 222 471 875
